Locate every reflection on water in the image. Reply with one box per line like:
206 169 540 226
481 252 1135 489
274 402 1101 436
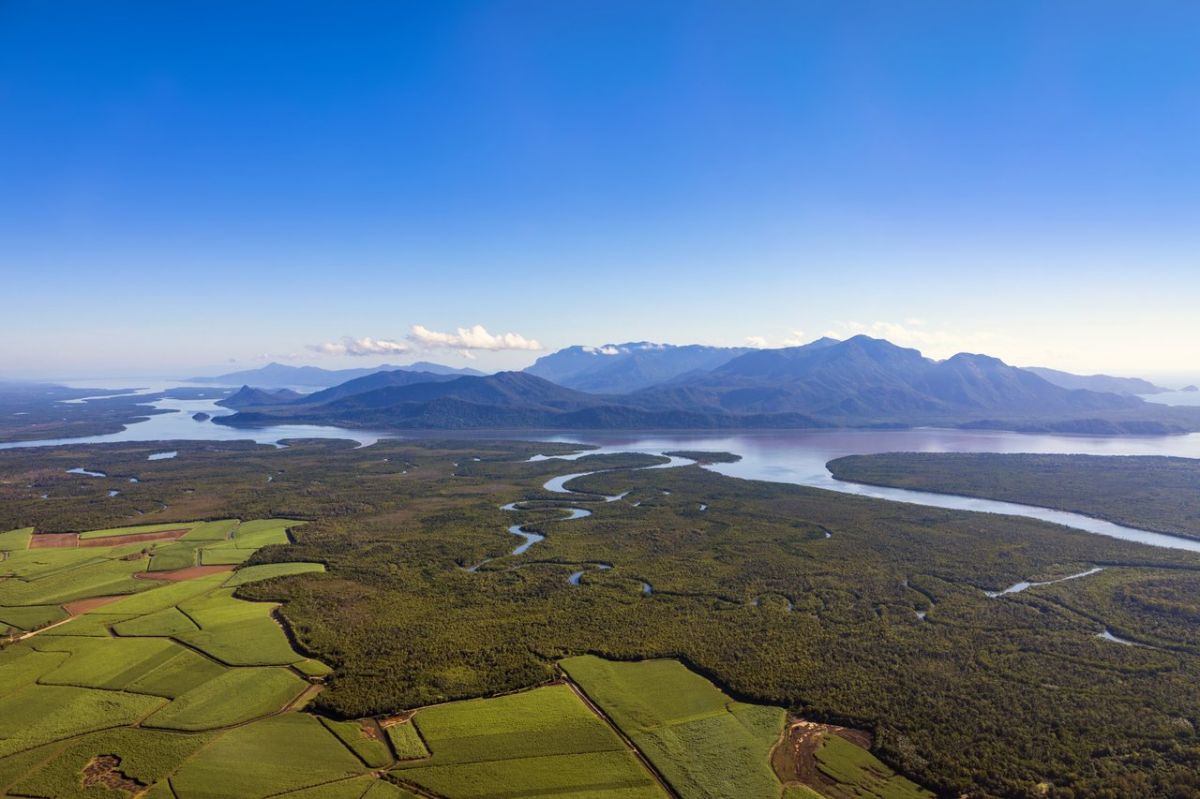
523 429 1200 553
1142 390 1200 407
0 395 387 451
6 387 1200 553
984 566 1104 597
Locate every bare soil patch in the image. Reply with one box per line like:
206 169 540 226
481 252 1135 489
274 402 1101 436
136 564 234 581
379 711 417 728
81 755 145 794
28 528 191 549
62 595 127 616
771 717 874 795
29 533 79 548
79 529 190 547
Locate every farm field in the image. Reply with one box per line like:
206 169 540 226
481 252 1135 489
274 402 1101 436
561 655 785 799
392 683 668 799
561 656 929 799
0 511 878 798
0 516 347 797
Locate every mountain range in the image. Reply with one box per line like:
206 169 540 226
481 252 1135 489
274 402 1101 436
1023 367 1167 396
524 341 752 393
214 336 1199 434
190 361 483 388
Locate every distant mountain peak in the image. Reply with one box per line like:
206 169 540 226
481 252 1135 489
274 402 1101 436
1024 366 1168 396
190 361 484 388
526 342 752 394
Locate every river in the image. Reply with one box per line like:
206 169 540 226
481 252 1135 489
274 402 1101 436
5 392 1200 552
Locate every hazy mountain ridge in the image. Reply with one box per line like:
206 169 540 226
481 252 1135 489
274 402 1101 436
214 336 1198 433
293 369 462 407
524 341 752 393
214 386 304 409
1024 366 1168 395
190 360 484 388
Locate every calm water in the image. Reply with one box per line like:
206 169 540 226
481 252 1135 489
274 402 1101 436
1143 390 1200 407
0 394 385 451
6 387 1200 552
521 429 1200 553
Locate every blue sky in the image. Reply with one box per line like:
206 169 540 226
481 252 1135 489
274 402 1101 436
2 2 1198 379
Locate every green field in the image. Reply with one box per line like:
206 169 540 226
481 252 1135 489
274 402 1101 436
0 515 341 795
224 560 325 586
562 656 785 799
180 519 240 541
171 714 366 798
6 727 215 799
77 521 197 540
320 717 394 768
392 683 667 799
812 734 931 799
172 585 317 667
144 666 307 730
385 720 429 761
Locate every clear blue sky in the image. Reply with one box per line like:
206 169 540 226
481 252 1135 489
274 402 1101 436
2 2 1198 378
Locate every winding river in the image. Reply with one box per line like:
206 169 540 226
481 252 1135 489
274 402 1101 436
519 431 1200 554
6 387 1200 554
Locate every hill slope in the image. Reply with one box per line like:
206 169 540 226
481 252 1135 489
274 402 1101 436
524 342 751 393
191 361 483 388
214 337 1198 433
1025 367 1167 396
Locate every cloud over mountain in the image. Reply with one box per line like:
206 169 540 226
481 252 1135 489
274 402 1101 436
310 325 543 359
407 324 543 352
308 337 411 356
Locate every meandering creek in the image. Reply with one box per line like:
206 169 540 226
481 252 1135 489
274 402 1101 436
522 432 1200 554
8 389 1200 555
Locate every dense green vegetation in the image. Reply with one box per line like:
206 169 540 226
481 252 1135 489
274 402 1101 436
0 385 170 443
828 452 1200 539
3 439 1200 796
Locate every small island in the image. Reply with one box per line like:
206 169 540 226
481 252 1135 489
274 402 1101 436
1182 385 1198 393
192 412 211 421
662 450 742 464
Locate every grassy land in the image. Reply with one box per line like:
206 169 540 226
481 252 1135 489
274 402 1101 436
3 439 1200 797
562 656 784 799
812 734 930 799
0 513 348 796
392 683 667 799
320 717 394 768
828 452 1200 539
144 666 307 730
170 714 366 798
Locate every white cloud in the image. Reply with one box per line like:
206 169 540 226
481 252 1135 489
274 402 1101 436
308 325 541 359
583 345 623 355
744 336 769 348
307 336 411 357
780 330 808 346
823 320 999 360
408 324 542 352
